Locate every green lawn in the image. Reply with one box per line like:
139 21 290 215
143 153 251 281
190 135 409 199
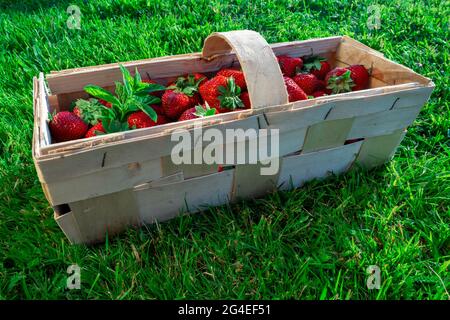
0 0 449 300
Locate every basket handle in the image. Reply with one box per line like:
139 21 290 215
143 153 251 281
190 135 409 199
202 30 288 110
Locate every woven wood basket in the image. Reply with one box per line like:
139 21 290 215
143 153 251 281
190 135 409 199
32 30 434 244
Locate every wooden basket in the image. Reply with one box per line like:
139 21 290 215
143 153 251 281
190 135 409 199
32 30 434 244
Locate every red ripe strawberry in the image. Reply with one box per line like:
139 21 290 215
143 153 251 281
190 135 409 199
85 122 106 138
98 99 112 108
312 61 331 80
347 65 370 91
303 57 331 80
162 74 206 119
49 111 88 142
162 91 198 119
292 73 318 95
199 76 244 113
312 91 327 98
189 73 208 86
217 69 247 90
177 108 198 121
283 77 308 102
151 104 165 115
240 92 251 109
277 55 303 77
315 79 327 91
325 67 355 94
127 111 168 129
178 103 218 122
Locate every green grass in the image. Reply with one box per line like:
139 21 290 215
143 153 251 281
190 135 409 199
0 0 449 300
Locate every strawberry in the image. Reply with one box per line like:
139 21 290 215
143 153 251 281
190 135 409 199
240 91 251 109
85 122 106 138
292 73 318 95
199 76 244 113
162 74 206 119
347 65 370 91
315 79 327 91
177 108 198 121
178 103 218 122
98 99 112 108
217 68 247 90
277 55 303 77
128 111 168 129
72 98 107 126
151 104 165 115
325 67 355 94
303 57 331 80
162 91 199 119
312 91 327 98
49 111 88 142
283 77 308 102
189 73 208 86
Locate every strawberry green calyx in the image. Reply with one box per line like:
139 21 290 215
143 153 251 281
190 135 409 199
168 75 205 97
72 98 106 125
193 102 217 117
326 70 355 94
218 77 244 110
303 56 326 72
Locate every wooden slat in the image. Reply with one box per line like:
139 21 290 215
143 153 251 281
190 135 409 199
270 36 342 57
67 189 141 244
54 211 84 244
324 85 433 120
160 155 219 179
42 157 162 205
347 104 425 139
277 141 363 190
302 118 355 153
135 169 234 224
265 103 330 156
38 73 52 146
356 129 406 169
231 162 280 200
57 170 234 244
32 77 40 158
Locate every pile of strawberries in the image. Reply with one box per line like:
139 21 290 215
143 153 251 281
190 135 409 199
49 55 369 143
